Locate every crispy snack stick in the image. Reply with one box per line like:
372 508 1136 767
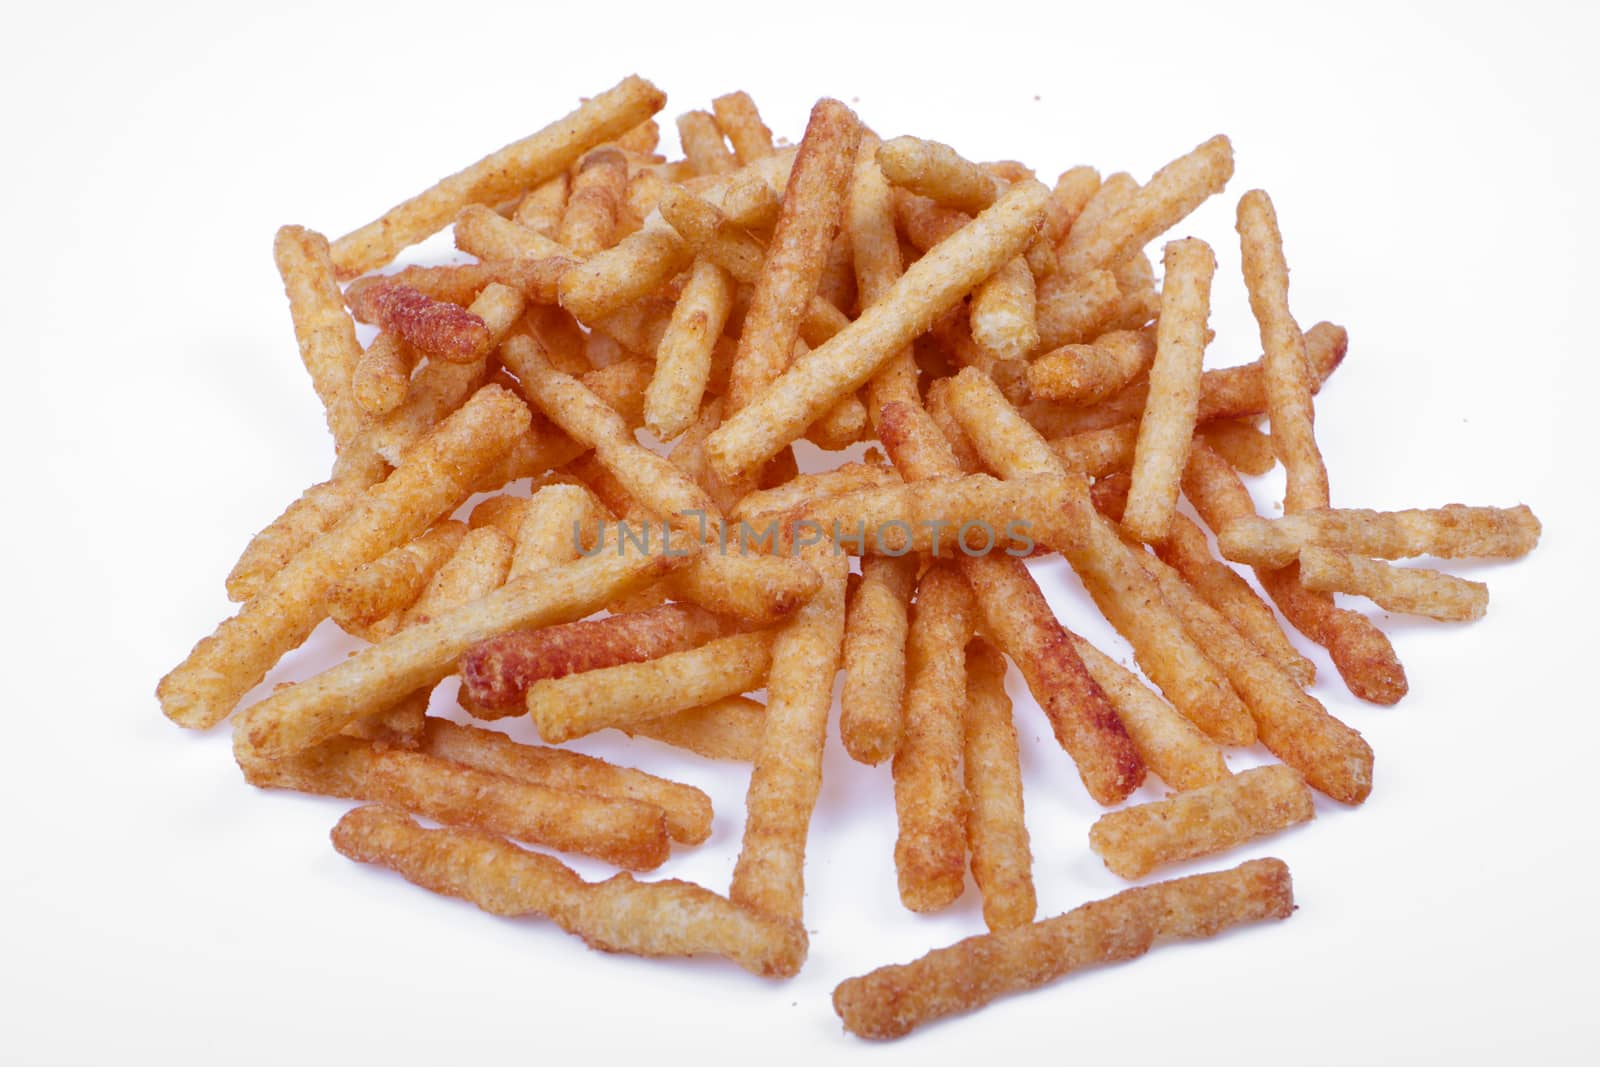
733 463 901 522
331 806 807 977
646 257 734 439
877 401 1142 805
944 369 1255 746
712 91 775 164
1057 134 1234 276
1195 418 1274 476
225 476 368 603
346 282 491 364
331 76 665 276
396 525 513 630
351 332 415 415
728 99 861 417
731 548 849 921
619 696 766 760
1298 548 1489 622
893 564 975 913
1067 635 1229 792
850 136 921 426
454 202 575 262
1060 170 1137 248
341 688 430 750
962 639 1036 931
706 179 1050 480
419 719 711 845
1034 268 1121 350
1217 505 1543 569
722 171 782 228
677 110 737 175
833 858 1294 1039
1123 238 1216 541
840 554 920 765
1183 441 1408 705
327 521 468 637
160 387 533 730
1089 765 1314 879
512 172 569 238
272 225 364 450
1027 329 1155 405
346 263 496 316
232 529 683 757
558 223 692 325
1043 165 1101 245
877 136 998 214
558 147 630 257
460 603 726 713
509 484 603 579
528 631 773 744
1048 423 1141 478
970 256 1039 361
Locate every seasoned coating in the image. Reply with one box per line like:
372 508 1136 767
347 282 492 364
508 483 605 579
1034 268 1121 350
512 172 569 238
351 332 415 415
1090 765 1313 879
1027 329 1155 405
224 476 366 603
619 696 766 761
1217 505 1543 569
677 109 737 175
395 525 513 630
1197 418 1275 476
558 147 631 256
962 639 1036 931
272 225 364 450
833 858 1294 1039
327 521 468 637
877 136 998 214
1043 165 1101 244
331 807 806 977
969 255 1039 361
646 257 734 439
840 554 919 765
1298 548 1489 622
711 91 775 164
559 223 691 325
733 462 901 522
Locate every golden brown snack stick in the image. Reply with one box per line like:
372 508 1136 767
1043 165 1101 245
1027 329 1154 405
1067 635 1229 792
232 530 682 756
1183 441 1408 705
711 91 775 164
459 602 726 714
962 639 1035 931
331 76 665 276
1217 505 1543 569
396 525 513 630
849 136 921 425
341 689 430 749
558 147 630 257
351 332 415 416
721 171 781 229
454 202 575 262
970 255 1039 361
733 463 901 522
512 172 570 238
833 858 1294 1039
944 369 1255 746
272 225 364 449
1109 249 1162 330
619 696 766 760
224 476 367 603
893 564 975 913
876 401 1142 805
346 263 495 316
1123 238 1216 541
676 110 737 175
419 718 711 845
728 99 861 414
840 554 920 765
467 494 535 537
646 256 734 440
1057 134 1234 276
528 631 773 744
1090 765 1313 879
892 188 967 250
347 282 491 364
331 806 806 977
1298 547 1489 622
558 223 691 325
508 484 602 578
730 548 849 921
1048 423 1140 478
877 136 997 214
160 387 532 730
707 179 1050 479
1197 417 1275 476
1034 268 1121 350
614 118 662 156
1237 189 1327 512
327 521 468 636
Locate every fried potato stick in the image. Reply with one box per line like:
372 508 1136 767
1197 418 1275 476
963 639 1036 931
512 172 569 238
733 463 901 522
396 525 513 630
1298 547 1489 622
331 76 665 276
840 554 920 765
877 136 997 214
509 483 604 579
328 520 467 637
707 179 1050 480
711 91 775 164
331 806 806 977
893 564 975 913
730 548 849 921
1034 268 1122 350
558 223 691 325
160 387 533 729
225 476 367 603
351 332 415 415
1089 765 1314 879
528 631 773 744
273 225 363 449
970 255 1039 361
1027 329 1154 405
619 696 766 761
1123 238 1215 541
419 718 711 844
646 256 734 440
833 858 1294 1039
1043 165 1101 245
558 147 630 257
347 282 492 364
1217 505 1543 569
677 110 737 175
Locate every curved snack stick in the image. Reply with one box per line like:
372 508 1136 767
159 387 532 730
1043 165 1101 245
730 548 849 921
331 806 807 977
527 631 773 744
558 223 691 325
558 147 630 257
1298 547 1489 622
969 256 1039 361
706 179 1050 481
962 639 1036 931
646 256 734 440
1217 506 1542 569
327 520 468 636
840 554 919 765
225 476 368 603
509 483 604 579
892 564 974 913
877 136 997 214
832 858 1294 1039
331 75 665 277
619 696 767 761
711 91 775 165
347 282 491 364
676 110 737 176
419 718 712 845
1027 329 1155 405
272 225 364 450
351 332 416 415
395 525 513 630
1034 268 1120 350
1089 765 1314 879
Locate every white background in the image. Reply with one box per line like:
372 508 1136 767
4 1 1597 1063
